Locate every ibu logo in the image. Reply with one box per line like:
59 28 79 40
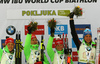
48 25 68 35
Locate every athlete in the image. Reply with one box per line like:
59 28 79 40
24 25 50 64
69 12 96 64
0 37 15 64
47 27 73 64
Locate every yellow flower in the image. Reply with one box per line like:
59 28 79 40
77 6 80 8
34 22 37 23
48 21 50 22
48 20 51 22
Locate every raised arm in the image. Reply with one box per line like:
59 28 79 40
46 36 55 62
0 48 3 61
24 34 31 61
69 13 82 50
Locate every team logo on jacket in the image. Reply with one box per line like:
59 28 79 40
6 25 16 35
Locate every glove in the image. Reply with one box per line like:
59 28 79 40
27 22 34 34
64 49 69 54
69 12 74 18
27 25 33 34
50 27 55 37
68 48 72 55
64 48 72 55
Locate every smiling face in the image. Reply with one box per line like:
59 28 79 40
56 44 64 51
84 34 92 43
31 38 38 45
7 43 15 51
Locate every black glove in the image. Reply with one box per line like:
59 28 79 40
64 48 72 55
68 48 72 55
69 12 74 18
64 49 69 54
50 27 55 37
27 26 33 34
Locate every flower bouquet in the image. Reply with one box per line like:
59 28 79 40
68 6 83 17
48 18 56 37
28 21 38 33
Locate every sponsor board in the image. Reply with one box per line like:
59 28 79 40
7 9 71 19
75 24 91 34
96 27 100 64
48 25 68 35
7 9 85 19
25 25 44 35
72 51 78 61
72 38 83 48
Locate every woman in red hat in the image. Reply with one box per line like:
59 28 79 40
46 28 73 64
24 25 50 64
0 37 15 64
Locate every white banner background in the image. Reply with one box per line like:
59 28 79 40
0 0 100 64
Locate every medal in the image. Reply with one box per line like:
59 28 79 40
56 52 64 64
83 42 92 63
35 51 40 55
60 55 63 59
9 55 13 60
31 50 39 64
86 47 91 51
3 48 15 64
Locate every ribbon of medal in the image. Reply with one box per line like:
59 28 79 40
56 52 64 64
31 49 39 64
83 42 92 63
3 48 15 64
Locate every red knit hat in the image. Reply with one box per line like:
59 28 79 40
31 34 37 40
55 40 63 46
5 38 14 45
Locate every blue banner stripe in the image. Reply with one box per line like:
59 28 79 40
48 25 68 35
75 24 91 34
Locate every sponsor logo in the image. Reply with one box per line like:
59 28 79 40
75 24 91 34
48 25 68 35
22 10 70 16
25 25 44 35
6 25 16 35
72 52 78 61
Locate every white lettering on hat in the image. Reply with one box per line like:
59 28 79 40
85 30 91 34
9 40 12 42
57 41 62 44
